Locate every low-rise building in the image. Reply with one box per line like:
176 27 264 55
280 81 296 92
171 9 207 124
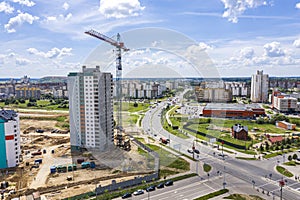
276 121 296 130
268 136 283 144
0 110 21 169
202 103 265 119
231 124 248 140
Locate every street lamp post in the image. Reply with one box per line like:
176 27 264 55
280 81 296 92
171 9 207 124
279 179 285 200
221 141 224 159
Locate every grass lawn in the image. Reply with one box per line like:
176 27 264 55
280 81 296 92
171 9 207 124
146 144 190 171
194 189 229 200
186 123 254 148
283 161 300 166
236 157 257 160
224 194 265 200
114 102 150 112
276 166 293 177
203 163 212 172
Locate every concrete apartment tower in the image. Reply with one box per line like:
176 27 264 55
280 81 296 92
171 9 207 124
68 66 114 152
0 110 21 169
251 70 269 103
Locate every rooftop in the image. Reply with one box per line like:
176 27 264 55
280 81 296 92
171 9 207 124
0 110 17 122
204 103 262 111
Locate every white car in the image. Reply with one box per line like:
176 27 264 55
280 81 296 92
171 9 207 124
133 189 144 195
187 149 193 153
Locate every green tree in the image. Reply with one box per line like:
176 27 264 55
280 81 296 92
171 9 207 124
260 144 264 152
265 141 270 151
293 154 298 160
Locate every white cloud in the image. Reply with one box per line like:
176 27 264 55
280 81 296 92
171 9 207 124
220 0 267 23
239 47 254 59
0 2 14 14
62 2 69 10
296 3 300 9
99 0 145 19
12 0 35 7
263 42 285 57
27 47 72 59
16 57 31 65
186 42 212 54
4 12 39 33
293 39 300 48
65 13 72 20
46 16 57 21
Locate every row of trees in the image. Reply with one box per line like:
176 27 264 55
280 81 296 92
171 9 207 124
260 137 300 152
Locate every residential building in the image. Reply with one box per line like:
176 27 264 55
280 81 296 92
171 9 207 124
15 86 41 99
251 70 269 103
195 81 232 102
0 110 21 169
224 82 250 97
272 91 298 113
268 136 283 144
231 124 248 140
68 66 114 151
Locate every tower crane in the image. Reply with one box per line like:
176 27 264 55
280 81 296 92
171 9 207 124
85 29 129 149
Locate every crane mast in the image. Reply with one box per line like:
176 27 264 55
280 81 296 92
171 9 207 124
85 29 129 149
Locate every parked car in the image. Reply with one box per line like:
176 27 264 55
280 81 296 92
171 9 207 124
165 180 173 186
157 182 165 189
194 149 200 154
35 129 44 133
187 149 193 153
133 189 144 195
146 185 156 192
122 192 132 199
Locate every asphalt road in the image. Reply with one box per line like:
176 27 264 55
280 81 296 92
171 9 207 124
141 101 300 200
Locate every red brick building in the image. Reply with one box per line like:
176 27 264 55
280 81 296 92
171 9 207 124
231 124 248 141
202 103 265 119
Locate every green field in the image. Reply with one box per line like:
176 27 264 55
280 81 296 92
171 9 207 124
146 144 190 171
114 102 150 113
0 99 69 110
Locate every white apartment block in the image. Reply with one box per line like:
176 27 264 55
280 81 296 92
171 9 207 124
0 110 21 169
251 70 269 103
68 66 114 151
273 95 298 112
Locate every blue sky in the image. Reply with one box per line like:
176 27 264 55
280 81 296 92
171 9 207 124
0 0 300 78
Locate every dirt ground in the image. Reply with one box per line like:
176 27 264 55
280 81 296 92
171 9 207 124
3 110 149 200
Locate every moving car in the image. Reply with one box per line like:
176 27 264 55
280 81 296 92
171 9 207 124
122 192 132 199
165 180 173 186
187 149 193 153
133 189 144 195
194 149 200 154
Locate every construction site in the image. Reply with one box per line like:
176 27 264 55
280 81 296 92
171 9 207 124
0 30 158 200
0 109 154 200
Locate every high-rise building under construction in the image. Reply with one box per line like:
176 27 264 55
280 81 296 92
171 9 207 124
68 66 114 151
